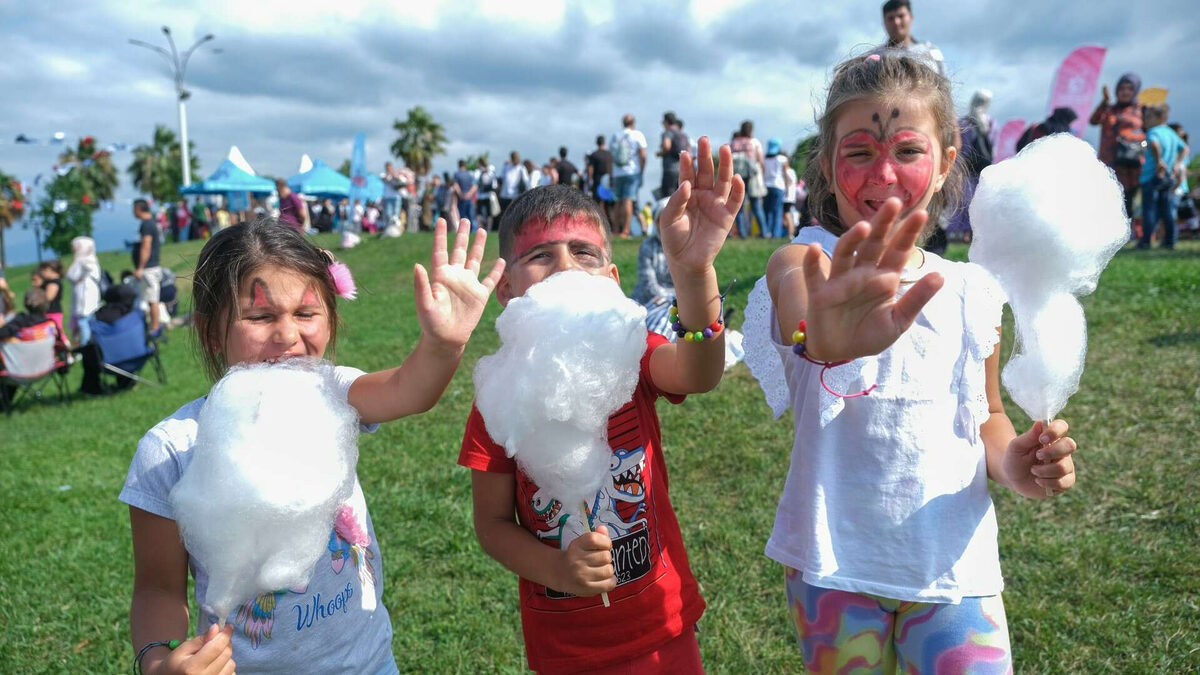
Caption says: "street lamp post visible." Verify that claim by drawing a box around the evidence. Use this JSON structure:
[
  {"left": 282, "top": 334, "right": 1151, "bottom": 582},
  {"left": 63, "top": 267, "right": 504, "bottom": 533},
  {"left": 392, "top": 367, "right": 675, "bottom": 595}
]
[{"left": 129, "top": 27, "right": 216, "bottom": 188}]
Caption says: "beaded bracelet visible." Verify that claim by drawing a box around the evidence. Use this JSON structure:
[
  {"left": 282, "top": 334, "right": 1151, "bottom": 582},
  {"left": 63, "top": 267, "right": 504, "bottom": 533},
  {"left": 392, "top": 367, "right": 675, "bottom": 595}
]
[
  {"left": 670, "top": 278, "right": 735, "bottom": 343},
  {"left": 134, "top": 639, "right": 180, "bottom": 674},
  {"left": 792, "top": 320, "right": 878, "bottom": 399}
]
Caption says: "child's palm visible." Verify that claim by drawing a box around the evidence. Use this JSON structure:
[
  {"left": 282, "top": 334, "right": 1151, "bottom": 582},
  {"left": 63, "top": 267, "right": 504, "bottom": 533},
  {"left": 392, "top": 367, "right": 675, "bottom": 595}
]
[
  {"left": 658, "top": 137, "right": 741, "bottom": 274},
  {"left": 415, "top": 219, "right": 505, "bottom": 348},
  {"left": 802, "top": 200, "right": 944, "bottom": 362}
]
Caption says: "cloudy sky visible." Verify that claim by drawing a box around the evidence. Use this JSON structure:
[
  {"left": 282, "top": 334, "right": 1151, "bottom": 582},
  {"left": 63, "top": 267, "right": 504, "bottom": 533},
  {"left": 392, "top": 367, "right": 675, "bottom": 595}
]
[{"left": 1, "top": 0, "right": 1196, "bottom": 256}]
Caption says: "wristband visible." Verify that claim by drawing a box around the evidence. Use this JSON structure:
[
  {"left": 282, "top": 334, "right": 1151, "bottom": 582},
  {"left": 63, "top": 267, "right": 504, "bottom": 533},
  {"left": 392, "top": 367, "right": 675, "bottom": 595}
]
[
  {"left": 792, "top": 320, "right": 877, "bottom": 398},
  {"left": 134, "top": 639, "right": 180, "bottom": 675}
]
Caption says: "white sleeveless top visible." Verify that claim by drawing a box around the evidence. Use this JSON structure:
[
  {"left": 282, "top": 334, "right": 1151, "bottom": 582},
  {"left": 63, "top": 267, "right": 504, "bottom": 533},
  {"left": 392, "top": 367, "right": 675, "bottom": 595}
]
[{"left": 743, "top": 227, "right": 1008, "bottom": 602}]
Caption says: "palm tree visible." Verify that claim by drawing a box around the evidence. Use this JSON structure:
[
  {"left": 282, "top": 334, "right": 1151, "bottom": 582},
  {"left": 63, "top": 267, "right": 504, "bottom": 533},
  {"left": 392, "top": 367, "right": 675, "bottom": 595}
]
[
  {"left": 0, "top": 169, "right": 26, "bottom": 267},
  {"left": 57, "top": 136, "right": 119, "bottom": 208},
  {"left": 128, "top": 125, "right": 199, "bottom": 204},
  {"left": 390, "top": 106, "right": 447, "bottom": 179}
]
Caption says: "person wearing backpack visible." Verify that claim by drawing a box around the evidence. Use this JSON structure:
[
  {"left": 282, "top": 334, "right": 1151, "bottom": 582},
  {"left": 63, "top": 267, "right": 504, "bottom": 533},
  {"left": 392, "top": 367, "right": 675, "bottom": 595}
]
[
  {"left": 611, "top": 113, "right": 647, "bottom": 238},
  {"left": 658, "top": 111, "right": 689, "bottom": 197}
]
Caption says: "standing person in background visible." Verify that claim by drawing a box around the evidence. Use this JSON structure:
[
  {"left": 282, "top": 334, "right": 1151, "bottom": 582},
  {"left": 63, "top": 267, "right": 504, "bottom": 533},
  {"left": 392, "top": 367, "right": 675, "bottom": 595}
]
[
  {"left": 453, "top": 159, "right": 478, "bottom": 231},
  {"left": 949, "top": 89, "right": 995, "bottom": 240},
  {"left": 174, "top": 199, "right": 191, "bottom": 242},
  {"left": 66, "top": 236, "right": 103, "bottom": 346},
  {"left": 1168, "top": 124, "right": 1197, "bottom": 237},
  {"left": 215, "top": 203, "right": 232, "bottom": 232},
  {"left": 435, "top": 172, "right": 452, "bottom": 228},
  {"left": 131, "top": 199, "right": 163, "bottom": 338},
  {"left": 611, "top": 114, "right": 648, "bottom": 238},
  {"left": 190, "top": 199, "right": 211, "bottom": 239},
  {"left": 658, "top": 111, "right": 687, "bottom": 198},
  {"left": 382, "top": 161, "right": 402, "bottom": 225},
  {"left": 587, "top": 135, "right": 613, "bottom": 202},
  {"left": 783, "top": 158, "right": 799, "bottom": 237},
  {"left": 1090, "top": 73, "right": 1145, "bottom": 225},
  {"left": 476, "top": 161, "right": 500, "bottom": 232},
  {"left": 873, "top": 0, "right": 946, "bottom": 78},
  {"left": 275, "top": 178, "right": 309, "bottom": 234},
  {"left": 731, "top": 121, "right": 768, "bottom": 238},
  {"left": 763, "top": 138, "right": 790, "bottom": 239},
  {"left": 499, "top": 152, "right": 529, "bottom": 218},
  {"left": 555, "top": 146, "right": 578, "bottom": 188},
  {"left": 1138, "top": 104, "right": 1186, "bottom": 250}
]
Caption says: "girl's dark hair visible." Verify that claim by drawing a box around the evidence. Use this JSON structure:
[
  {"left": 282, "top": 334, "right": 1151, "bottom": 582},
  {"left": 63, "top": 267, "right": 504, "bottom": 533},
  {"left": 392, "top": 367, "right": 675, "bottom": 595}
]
[
  {"left": 805, "top": 52, "right": 963, "bottom": 240},
  {"left": 192, "top": 216, "right": 340, "bottom": 381},
  {"left": 38, "top": 260, "right": 64, "bottom": 276}
]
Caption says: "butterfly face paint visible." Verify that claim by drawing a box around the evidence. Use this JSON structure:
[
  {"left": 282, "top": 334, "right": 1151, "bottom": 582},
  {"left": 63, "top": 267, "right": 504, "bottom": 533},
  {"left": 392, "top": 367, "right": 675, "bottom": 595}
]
[
  {"left": 250, "top": 278, "right": 273, "bottom": 309},
  {"left": 301, "top": 286, "right": 320, "bottom": 307},
  {"left": 834, "top": 108, "right": 935, "bottom": 218},
  {"left": 512, "top": 215, "right": 608, "bottom": 263},
  {"left": 502, "top": 214, "right": 616, "bottom": 304}
]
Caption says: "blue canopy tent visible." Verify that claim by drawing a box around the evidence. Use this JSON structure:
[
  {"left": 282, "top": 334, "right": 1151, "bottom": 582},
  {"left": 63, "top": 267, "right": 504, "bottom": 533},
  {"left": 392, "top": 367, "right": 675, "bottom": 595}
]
[
  {"left": 181, "top": 159, "right": 276, "bottom": 210},
  {"left": 287, "top": 160, "right": 350, "bottom": 199}
]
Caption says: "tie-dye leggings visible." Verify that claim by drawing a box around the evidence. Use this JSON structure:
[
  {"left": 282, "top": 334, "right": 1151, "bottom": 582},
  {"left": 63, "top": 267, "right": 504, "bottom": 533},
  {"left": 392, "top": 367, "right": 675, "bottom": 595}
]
[{"left": 785, "top": 568, "right": 1013, "bottom": 674}]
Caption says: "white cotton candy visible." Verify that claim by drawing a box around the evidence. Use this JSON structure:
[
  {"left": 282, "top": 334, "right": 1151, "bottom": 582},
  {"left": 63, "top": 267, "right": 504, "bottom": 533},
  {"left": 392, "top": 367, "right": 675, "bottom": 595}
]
[
  {"left": 169, "top": 359, "right": 360, "bottom": 624},
  {"left": 474, "top": 270, "right": 647, "bottom": 518},
  {"left": 969, "top": 133, "right": 1128, "bottom": 421}
]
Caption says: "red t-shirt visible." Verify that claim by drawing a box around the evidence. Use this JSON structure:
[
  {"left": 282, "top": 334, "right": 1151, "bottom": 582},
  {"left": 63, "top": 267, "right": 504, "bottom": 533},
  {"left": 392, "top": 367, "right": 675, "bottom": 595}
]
[{"left": 458, "top": 332, "right": 705, "bottom": 673}]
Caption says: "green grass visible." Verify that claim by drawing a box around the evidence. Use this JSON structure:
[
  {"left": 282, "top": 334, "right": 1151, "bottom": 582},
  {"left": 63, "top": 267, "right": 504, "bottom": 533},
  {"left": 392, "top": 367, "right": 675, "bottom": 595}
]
[{"left": 1, "top": 233, "right": 1197, "bottom": 673}]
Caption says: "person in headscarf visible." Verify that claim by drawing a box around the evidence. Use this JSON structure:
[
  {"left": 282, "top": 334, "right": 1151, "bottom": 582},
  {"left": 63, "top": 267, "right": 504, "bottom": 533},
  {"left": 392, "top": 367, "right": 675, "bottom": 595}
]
[
  {"left": 948, "top": 90, "right": 995, "bottom": 239},
  {"left": 1016, "top": 107, "right": 1078, "bottom": 153},
  {"left": 66, "top": 236, "right": 103, "bottom": 345},
  {"left": 1090, "top": 72, "right": 1145, "bottom": 220}
]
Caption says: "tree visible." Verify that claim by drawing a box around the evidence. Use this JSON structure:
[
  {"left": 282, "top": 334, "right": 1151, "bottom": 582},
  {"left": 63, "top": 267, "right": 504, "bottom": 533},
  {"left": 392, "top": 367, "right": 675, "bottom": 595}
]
[
  {"left": 0, "top": 169, "right": 26, "bottom": 268},
  {"left": 791, "top": 135, "right": 817, "bottom": 182},
  {"left": 57, "top": 136, "right": 119, "bottom": 208},
  {"left": 128, "top": 124, "right": 199, "bottom": 204},
  {"left": 336, "top": 159, "right": 351, "bottom": 177},
  {"left": 33, "top": 171, "right": 92, "bottom": 256},
  {"left": 463, "top": 153, "right": 490, "bottom": 171},
  {"left": 390, "top": 106, "right": 447, "bottom": 178}
]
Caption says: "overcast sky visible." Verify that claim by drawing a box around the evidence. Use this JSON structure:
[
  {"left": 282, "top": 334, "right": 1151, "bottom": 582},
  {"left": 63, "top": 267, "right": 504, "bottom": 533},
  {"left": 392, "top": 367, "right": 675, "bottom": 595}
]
[{"left": 1, "top": 0, "right": 1196, "bottom": 205}]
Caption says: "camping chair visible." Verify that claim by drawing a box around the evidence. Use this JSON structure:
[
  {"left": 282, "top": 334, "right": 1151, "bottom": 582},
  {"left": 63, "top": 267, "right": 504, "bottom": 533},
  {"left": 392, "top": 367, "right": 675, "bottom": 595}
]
[
  {"left": 0, "top": 320, "right": 72, "bottom": 416},
  {"left": 88, "top": 309, "right": 166, "bottom": 392}
]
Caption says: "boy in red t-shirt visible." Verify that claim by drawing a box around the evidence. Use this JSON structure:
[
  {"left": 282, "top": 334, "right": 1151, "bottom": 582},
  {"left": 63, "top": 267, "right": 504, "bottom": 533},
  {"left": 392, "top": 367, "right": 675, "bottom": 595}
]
[{"left": 459, "top": 137, "right": 743, "bottom": 674}]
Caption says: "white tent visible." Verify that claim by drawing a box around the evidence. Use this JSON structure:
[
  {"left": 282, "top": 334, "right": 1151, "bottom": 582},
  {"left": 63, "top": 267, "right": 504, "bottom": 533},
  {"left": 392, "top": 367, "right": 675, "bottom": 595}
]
[{"left": 227, "top": 146, "right": 256, "bottom": 175}]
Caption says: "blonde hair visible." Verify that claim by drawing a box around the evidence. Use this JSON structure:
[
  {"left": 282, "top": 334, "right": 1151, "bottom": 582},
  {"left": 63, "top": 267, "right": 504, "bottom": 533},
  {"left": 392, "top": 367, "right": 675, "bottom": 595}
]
[{"left": 805, "top": 52, "right": 963, "bottom": 238}]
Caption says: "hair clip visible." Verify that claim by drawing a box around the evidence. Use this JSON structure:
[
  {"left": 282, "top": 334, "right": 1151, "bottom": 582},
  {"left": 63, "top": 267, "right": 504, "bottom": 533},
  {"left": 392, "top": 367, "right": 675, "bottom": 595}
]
[
  {"left": 865, "top": 53, "right": 882, "bottom": 62},
  {"left": 328, "top": 262, "right": 357, "bottom": 301}
]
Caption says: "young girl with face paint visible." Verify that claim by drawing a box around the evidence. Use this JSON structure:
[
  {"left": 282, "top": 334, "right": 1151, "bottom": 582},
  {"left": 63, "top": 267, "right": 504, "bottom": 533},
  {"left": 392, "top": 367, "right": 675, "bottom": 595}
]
[
  {"left": 121, "top": 217, "right": 503, "bottom": 675},
  {"left": 743, "top": 53, "right": 1080, "bottom": 671}
]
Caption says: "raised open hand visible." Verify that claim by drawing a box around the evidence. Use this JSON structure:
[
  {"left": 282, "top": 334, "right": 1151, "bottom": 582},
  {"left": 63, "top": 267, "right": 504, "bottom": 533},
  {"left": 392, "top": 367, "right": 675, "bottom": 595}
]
[
  {"left": 414, "top": 218, "right": 505, "bottom": 349},
  {"left": 657, "top": 136, "right": 742, "bottom": 276},
  {"left": 801, "top": 198, "right": 944, "bottom": 362}
]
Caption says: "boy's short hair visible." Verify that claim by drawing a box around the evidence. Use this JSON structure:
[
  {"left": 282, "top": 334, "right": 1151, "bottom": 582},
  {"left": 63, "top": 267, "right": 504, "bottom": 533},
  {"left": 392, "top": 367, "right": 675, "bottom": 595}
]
[
  {"left": 1143, "top": 103, "right": 1169, "bottom": 124},
  {"left": 882, "top": 0, "right": 910, "bottom": 14},
  {"left": 23, "top": 287, "right": 49, "bottom": 314},
  {"left": 133, "top": 198, "right": 150, "bottom": 214},
  {"left": 498, "top": 185, "right": 612, "bottom": 262}
]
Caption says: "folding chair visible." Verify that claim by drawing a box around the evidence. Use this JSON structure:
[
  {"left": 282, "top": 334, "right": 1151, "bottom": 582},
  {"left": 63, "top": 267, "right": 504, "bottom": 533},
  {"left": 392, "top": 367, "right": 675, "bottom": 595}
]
[
  {"left": 88, "top": 309, "right": 166, "bottom": 391},
  {"left": 0, "top": 321, "right": 71, "bottom": 416}
]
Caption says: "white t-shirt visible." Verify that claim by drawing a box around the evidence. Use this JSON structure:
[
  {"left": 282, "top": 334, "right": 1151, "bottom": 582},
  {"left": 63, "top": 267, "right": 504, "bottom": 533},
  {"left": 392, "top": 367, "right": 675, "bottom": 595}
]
[
  {"left": 743, "top": 227, "right": 1007, "bottom": 603},
  {"left": 500, "top": 162, "right": 529, "bottom": 199},
  {"left": 763, "top": 155, "right": 788, "bottom": 191},
  {"left": 611, "top": 128, "right": 648, "bottom": 177},
  {"left": 120, "top": 366, "right": 397, "bottom": 673},
  {"left": 784, "top": 167, "right": 799, "bottom": 203}
]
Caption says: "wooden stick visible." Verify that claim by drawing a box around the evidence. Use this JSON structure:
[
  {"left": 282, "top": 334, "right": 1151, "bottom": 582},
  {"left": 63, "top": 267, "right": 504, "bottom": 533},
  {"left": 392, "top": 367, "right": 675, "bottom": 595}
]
[{"left": 580, "top": 500, "right": 611, "bottom": 608}]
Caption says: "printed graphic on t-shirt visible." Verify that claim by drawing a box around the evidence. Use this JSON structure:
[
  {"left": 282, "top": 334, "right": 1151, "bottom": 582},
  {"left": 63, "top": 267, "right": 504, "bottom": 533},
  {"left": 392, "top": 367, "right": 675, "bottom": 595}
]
[
  {"left": 528, "top": 403, "right": 658, "bottom": 598},
  {"left": 229, "top": 503, "right": 377, "bottom": 648}
]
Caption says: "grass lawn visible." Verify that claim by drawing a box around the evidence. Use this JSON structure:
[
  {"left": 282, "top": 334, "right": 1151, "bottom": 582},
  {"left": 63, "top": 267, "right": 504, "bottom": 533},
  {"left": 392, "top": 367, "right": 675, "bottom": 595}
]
[{"left": 0, "top": 231, "right": 1197, "bottom": 673}]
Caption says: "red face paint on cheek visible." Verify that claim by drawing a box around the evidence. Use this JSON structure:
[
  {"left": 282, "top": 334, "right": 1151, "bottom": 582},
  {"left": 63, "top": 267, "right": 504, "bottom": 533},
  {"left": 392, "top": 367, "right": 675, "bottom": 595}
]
[
  {"left": 512, "top": 215, "right": 607, "bottom": 260},
  {"left": 889, "top": 131, "right": 934, "bottom": 206},
  {"left": 834, "top": 130, "right": 935, "bottom": 210}
]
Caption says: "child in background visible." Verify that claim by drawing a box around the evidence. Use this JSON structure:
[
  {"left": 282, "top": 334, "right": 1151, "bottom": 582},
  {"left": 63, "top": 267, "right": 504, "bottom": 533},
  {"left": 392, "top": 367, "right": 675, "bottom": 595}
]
[
  {"left": 66, "top": 236, "right": 103, "bottom": 345},
  {"left": 121, "top": 217, "right": 503, "bottom": 674},
  {"left": 744, "top": 53, "right": 1079, "bottom": 671},
  {"left": 639, "top": 201, "right": 655, "bottom": 235},
  {"left": 35, "top": 260, "right": 66, "bottom": 339},
  {"left": 460, "top": 141, "right": 740, "bottom": 674}
]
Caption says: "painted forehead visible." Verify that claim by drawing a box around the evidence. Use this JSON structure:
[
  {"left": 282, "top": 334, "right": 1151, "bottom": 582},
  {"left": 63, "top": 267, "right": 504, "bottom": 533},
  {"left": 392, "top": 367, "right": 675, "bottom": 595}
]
[
  {"left": 241, "top": 274, "right": 324, "bottom": 308},
  {"left": 835, "top": 99, "right": 939, "bottom": 139},
  {"left": 512, "top": 214, "right": 607, "bottom": 259}
]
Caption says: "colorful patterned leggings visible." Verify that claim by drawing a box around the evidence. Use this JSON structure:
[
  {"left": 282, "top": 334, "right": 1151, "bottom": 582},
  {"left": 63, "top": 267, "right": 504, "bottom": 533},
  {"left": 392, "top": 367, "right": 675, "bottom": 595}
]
[{"left": 785, "top": 568, "right": 1013, "bottom": 674}]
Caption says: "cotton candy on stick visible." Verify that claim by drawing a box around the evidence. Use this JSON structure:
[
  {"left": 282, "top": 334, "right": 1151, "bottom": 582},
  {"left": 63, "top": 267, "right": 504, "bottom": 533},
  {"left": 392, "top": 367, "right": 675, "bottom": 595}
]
[
  {"left": 475, "top": 270, "right": 647, "bottom": 606},
  {"left": 969, "top": 133, "right": 1128, "bottom": 427},
  {"left": 169, "top": 359, "right": 360, "bottom": 624}
]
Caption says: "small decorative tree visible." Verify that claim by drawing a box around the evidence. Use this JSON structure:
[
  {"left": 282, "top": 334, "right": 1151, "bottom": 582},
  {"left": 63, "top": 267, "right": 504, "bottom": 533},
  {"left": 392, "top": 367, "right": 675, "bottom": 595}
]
[{"left": 34, "top": 171, "right": 93, "bottom": 257}]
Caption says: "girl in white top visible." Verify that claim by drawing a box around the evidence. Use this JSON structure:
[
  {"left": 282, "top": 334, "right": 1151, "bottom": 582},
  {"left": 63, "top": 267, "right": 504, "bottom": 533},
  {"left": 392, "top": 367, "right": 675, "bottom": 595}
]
[
  {"left": 66, "top": 236, "right": 103, "bottom": 345},
  {"left": 121, "top": 217, "right": 503, "bottom": 675},
  {"left": 743, "top": 53, "right": 1079, "bottom": 672}
]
